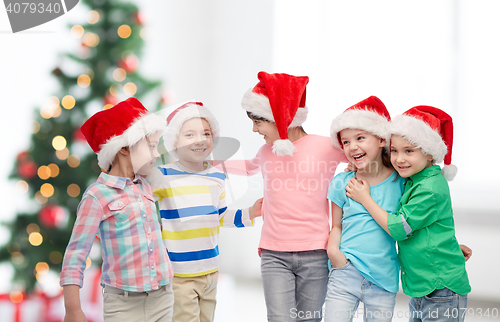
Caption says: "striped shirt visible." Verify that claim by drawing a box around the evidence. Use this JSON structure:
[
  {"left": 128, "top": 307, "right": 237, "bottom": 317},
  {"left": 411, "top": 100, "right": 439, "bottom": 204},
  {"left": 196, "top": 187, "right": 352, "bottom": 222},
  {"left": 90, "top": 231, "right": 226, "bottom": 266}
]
[
  {"left": 60, "top": 173, "right": 173, "bottom": 292},
  {"left": 153, "top": 161, "right": 253, "bottom": 277}
]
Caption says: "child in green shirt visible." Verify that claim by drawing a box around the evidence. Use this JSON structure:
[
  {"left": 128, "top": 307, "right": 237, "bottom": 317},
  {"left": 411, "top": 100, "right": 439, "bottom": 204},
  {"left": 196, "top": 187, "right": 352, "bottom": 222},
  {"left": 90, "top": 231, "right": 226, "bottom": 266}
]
[{"left": 347, "top": 105, "right": 470, "bottom": 322}]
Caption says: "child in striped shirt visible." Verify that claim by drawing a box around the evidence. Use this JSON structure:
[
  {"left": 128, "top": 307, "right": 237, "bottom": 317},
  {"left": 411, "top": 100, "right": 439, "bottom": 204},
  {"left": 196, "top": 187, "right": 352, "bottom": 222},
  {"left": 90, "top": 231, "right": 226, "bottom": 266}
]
[
  {"left": 60, "top": 98, "right": 174, "bottom": 322},
  {"left": 150, "top": 102, "right": 262, "bottom": 322}
]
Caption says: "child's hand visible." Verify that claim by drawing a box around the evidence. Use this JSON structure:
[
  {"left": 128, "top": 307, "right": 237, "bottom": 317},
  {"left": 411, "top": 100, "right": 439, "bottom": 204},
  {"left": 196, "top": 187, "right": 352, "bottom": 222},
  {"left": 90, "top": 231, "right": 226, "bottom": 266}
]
[
  {"left": 249, "top": 197, "right": 263, "bottom": 220},
  {"left": 459, "top": 244, "right": 472, "bottom": 261},
  {"left": 64, "top": 308, "right": 87, "bottom": 322},
  {"left": 328, "top": 249, "right": 348, "bottom": 268},
  {"left": 346, "top": 177, "right": 371, "bottom": 204},
  {"left": 344, "top": 162, "right": 357, "bottom": 172}
]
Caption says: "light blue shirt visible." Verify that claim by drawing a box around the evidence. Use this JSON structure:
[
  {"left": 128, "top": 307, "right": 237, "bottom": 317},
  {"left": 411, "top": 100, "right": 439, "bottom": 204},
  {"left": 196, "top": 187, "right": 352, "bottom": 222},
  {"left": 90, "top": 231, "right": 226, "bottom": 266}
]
[{"left": 327, "top": 171, "right": 403, "bottom": 293}]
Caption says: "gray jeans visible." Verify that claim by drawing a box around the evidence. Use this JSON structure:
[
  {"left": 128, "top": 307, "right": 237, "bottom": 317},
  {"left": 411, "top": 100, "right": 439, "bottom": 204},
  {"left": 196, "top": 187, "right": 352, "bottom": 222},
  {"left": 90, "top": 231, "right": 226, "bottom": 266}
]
[{"left": 261, "top": 249, "right": 329, "bottom": 322}]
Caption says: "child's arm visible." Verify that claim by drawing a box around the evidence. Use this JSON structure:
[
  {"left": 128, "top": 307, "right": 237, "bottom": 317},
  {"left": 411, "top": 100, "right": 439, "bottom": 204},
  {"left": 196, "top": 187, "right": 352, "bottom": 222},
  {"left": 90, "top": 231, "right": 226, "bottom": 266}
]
[
  {"left": 218, "top": 174, "right": 261, "bottom": 227},
  {"left": 213, "top": 150, "right": 262, "bottom": 177},
  {"left": 60, "top": 194, "right": 101, "bottom": 319},
  {"left": 346, "top": 178, "right": 391, "bottom": 235},
  {"left": 249, "top": 197, "right": 263, "bottom": 220},
  {"left": 218, "top": 196, "right": 262, "bottom": 227},
  {"left": 459, "top": 244, "right": 472, "bottom": 261},
  {"left": 327, "top": 201, "right": 348, "bottom": 267},
  {"left": 63, "top": 285, "right": 87, "bottom": 322}
]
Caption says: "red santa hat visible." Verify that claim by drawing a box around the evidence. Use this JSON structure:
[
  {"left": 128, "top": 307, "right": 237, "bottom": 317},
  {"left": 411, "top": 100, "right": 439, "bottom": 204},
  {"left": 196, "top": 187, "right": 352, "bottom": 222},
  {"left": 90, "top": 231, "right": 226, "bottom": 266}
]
[
  {"left": 81, "top": 97, "right": 165, "bottom": 171},
  {"left": 164, "top": 101, "right": 220, "bottom": 158},
  {"left": 389, "top": 105, "right": 457, "bottom": 181},
  {"left": 241, "top": 71, "right": 309, "bottom": 156},
  {"left": 330, "top": 96, "right": 391, "bottom": 151}
]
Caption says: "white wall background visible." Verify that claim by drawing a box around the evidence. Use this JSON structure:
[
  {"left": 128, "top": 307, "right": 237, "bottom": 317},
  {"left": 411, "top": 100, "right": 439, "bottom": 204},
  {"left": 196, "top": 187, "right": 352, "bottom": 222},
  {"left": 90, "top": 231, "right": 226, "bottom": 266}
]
[{"left": 1, "top": 0, "right": 499, "bottom": 304}]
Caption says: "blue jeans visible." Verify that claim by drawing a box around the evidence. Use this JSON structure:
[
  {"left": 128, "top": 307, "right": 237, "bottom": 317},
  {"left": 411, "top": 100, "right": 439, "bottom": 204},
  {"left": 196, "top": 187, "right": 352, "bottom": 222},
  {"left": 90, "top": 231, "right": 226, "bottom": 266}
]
[
  {"left": 260, "top": 249, "right": 328, "bottom": 322},
  {"left": 409, "top": 288, "right": 468, "bottom": 322},
  {"left": 324, "top": 261, "right": 396, "bottom": 322}
]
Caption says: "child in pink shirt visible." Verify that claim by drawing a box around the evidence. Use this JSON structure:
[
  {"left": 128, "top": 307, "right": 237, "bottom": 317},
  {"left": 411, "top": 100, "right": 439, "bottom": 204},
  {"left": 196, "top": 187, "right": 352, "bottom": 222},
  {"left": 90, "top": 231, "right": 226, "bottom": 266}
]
[{"left": 218, "top": 72, "right": 346, "bottom": 322}]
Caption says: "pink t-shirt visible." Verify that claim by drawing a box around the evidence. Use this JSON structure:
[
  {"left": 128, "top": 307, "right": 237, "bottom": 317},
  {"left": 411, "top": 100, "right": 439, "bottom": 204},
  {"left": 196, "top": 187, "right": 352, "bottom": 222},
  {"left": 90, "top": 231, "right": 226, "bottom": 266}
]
[{"left": 219, "top": 135, "right": 346, "bottom": 253}]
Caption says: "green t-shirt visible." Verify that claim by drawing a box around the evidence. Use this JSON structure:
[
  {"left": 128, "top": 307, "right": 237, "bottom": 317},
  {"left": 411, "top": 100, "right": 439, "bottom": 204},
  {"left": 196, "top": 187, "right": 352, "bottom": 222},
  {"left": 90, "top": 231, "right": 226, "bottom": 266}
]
[{"left": 387, "top": 165, "right": 470, "bottom": 297}]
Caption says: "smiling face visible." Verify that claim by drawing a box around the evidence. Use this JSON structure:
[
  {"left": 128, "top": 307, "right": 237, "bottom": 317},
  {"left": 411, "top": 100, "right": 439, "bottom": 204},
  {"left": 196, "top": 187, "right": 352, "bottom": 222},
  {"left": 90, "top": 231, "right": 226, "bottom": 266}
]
[
  {"left": 130, "top": 131, "right": 161, "bottom": 176},
  {"left": 251, "top": 118, "right": 280, "bottom": 145},
  {"left": 174, "top": 117, "right": 213, "bottom": 170},
  {"left": 390, "top": 135, "right": 433, "bottom": 178},
  {"left": 339, "top": 128, "right": 386, "bottom": 171}
]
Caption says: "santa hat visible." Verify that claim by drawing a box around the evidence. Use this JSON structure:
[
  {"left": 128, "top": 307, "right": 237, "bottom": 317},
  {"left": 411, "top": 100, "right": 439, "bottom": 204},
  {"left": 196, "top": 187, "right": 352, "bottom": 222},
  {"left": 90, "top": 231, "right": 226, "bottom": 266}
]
[
  {"left": 164, "top": 102, "right": 220, "bottom": 158},
  {"left": 241, "top": 71, "right": 309, "bottom": 156},
  {"left": 81, "top": 97, "right": 165, "bottom": 171},
  {"left": 330, "top": 96, "right": 391, "bottom": 151},
  {"left": 389, "top": 105, "right": 457, "bottom": 181}
]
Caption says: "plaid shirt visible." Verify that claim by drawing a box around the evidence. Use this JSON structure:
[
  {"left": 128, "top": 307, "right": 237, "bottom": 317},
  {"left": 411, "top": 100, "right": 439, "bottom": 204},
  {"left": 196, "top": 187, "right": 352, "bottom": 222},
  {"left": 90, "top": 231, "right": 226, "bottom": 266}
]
[{"left": 60, "top": 172, "right": 173, "bottom": 292}]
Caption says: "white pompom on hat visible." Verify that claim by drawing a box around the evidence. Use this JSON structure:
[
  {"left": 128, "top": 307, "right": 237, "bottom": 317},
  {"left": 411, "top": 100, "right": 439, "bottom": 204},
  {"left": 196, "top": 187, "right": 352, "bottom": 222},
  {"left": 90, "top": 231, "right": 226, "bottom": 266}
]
[
  {"left": 330, "top": 96, "right": 391, "bottom": 151},
  {"left": 81, "top": 97, "right": 166, "bottom": 171},
  {"left": 389, "top": 105, "right": 457, "bottom": 181},
  {"left": 163, "top": 102, "right": 220, "bottom": 158},
  {"left": 241, "top": 71, "right": 309, "bottom": 156}
]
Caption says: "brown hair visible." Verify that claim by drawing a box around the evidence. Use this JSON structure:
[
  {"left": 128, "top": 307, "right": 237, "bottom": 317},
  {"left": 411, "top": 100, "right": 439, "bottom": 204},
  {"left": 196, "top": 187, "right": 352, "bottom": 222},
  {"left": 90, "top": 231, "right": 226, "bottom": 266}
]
[{"left": 246, "top": 111, "right": 307, "bottom": 135}]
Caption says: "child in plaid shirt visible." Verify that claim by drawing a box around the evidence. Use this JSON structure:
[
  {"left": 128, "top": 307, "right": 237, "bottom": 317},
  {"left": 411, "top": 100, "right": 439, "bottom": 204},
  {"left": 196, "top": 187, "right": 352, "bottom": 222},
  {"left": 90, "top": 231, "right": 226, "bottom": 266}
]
[{"left": 60, "top": 98, "right": 174, "bottom": 322}]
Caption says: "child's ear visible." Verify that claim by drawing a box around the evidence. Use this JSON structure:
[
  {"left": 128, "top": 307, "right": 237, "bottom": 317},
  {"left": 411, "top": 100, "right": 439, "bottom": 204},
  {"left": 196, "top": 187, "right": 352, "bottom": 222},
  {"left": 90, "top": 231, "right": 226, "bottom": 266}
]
[
  {"left": 379, "top": 138, "right": 386, "bottom": 148},
  {"left": 119, "top": 146, "right": 130, "bottom": 155}
]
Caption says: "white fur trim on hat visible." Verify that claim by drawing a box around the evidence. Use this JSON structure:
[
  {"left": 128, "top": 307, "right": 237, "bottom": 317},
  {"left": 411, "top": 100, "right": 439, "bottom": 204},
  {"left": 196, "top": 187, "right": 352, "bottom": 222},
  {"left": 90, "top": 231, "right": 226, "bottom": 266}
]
[
  {"left": 272, "top": 139, "right": 296, "bottom": 156},
  {"left": 164, "top": 104, "right": 220, "bottom": 158},
  {"left": 389, "top": 114, "right": 447, "bottom": 164},
  {"left": 97, "top": 113, "right": 166, "bottom": 171},
  {"left": 330, "top": 109, "right": 390, "bottom": 150},
  {"left": 241, "top": 89, "right": 308, "bottom": 128},
  {"left": 441, "top": 164, "right": 458, "bottom": 181}
]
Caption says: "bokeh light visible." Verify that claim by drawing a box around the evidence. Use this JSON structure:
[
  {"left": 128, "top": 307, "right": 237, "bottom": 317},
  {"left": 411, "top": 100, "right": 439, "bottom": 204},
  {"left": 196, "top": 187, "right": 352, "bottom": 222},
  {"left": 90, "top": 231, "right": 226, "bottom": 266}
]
[
  {"left": 40, "top": 183, "right": 54, "bottom": 198},
  {"left": 47, "top": 96, "right": 59, "bottom": 108},
  {"left": 62, "top": 95, "right": 76, "bottom": 110},
  {"left": 52, "top": 105, "right": 62, "bottom": 118},
  {"left": 10, "top": 291, "right": 23, "bottom": 303},
  {"left": 34, "top": 191, "right": 48, "bottom": 204},
  {"left": 33, "top": 120, "right": 40, "bottom": 134},
  {"left": 15, "top": 180, "right": 29, "bottom": 194},
  {"left": 40, "top": 107, "right": 53, "bottom": 119},
  {"left": 86, "top": 257, "right": 92, "bottom": 269},
  {"left": 35, "top": 262, "right": 49, "bottom": 274},
  {"left": 38, "top": 165, "right": 51, "bottom": 180},
  {"left": 52, "top": 136, "right": 67, "bottom": 151},
  {"left": 11, "top": 252, "right": 24, "bottom": 265},
  {"left": 71, "top": 25, "right": 84, "bottom": 38},
  {"left": 117, "top": 25, "right": 132, "bottom": 38},
  {"left": 109, "top": 83, "right": 121, "bottom": 96},
  {"left": 27, "top": 223, "right": 40, "bottom": 234},
  {"left": 87, "top": 10, "right": 100, "bottom": 24},
  {"left": 67, "top": 184, "right": 81, "bottom": 198},
  {"left": 29, "top": 232, "right": 43, "bottom": 246},
  {"left": 140, "top": 27, "right": 147, "bottom": 40},
  {"left": 77, "top": 74, "right": 91, "bottom": 88},
  {"left": 56, "top": 148, "right": 70, "bottom": 160},
  {"left": 83, "top": 32, "right": 100, "bottom": 47},
  {"left": 67, "top": 155, "right": 81, "bottom": 168},
  {"left": 113, "top": 68, "right": 126, "bottom": 82},
  {"left": 123, "top": 82, "right": 137, "bottom": 96},
  {"left": 48, "top": 163, "right": 60, "bottom": 177}
]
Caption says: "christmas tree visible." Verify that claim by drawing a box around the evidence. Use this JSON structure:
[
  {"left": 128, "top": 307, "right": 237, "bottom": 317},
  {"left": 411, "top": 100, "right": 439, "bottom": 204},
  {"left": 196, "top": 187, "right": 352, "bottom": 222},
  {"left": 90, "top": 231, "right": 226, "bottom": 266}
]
[{"left": 0, "top": 0, "right": 165, "bottom": 293}]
